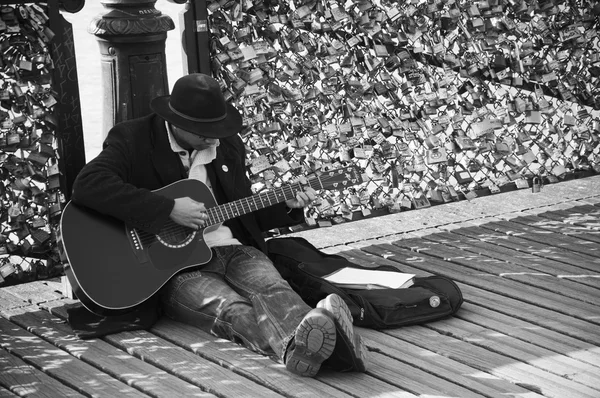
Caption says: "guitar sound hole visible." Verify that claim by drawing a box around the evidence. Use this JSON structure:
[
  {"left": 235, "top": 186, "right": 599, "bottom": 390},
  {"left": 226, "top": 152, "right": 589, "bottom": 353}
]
[{"left": 156, "top": 221, "right": 197, "bottom": 248}]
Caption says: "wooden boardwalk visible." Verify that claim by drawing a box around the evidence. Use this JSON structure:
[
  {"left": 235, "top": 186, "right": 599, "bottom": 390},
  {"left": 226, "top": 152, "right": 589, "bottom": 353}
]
[{"left": 1, "top": 176, "right": 600, "bottom": 398}]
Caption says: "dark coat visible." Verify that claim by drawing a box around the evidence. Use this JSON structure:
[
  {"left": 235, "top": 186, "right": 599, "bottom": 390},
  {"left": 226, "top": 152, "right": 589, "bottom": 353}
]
[{"left": 71, "top": 113, "right": 304, "bottom": 254}]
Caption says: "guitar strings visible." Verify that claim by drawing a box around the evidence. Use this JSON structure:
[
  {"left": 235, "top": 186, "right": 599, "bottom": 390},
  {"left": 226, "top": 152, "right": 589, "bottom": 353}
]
[
  {"left": 135, "top": 183, "right": 302, "bottom": 244},
  {"left": 155, "top": 180, "right": 315, "bottom": 237},
  {"left": 136, "top": 170, "right": 354, "bottom": 244}
]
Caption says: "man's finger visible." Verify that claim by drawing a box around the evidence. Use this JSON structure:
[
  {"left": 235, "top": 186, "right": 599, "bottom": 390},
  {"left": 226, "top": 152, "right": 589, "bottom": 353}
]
[
  {"left": 305, "top": 188, "right": 316, "bottom": 200},
  {"left": 295, "top": 192, "right": 305, "bottom": 203}
]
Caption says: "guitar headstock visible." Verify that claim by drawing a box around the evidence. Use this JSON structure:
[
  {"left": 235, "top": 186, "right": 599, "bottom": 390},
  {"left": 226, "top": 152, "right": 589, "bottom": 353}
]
[{"left": 312, "top": 165, "right": 364, "bottom": 190}]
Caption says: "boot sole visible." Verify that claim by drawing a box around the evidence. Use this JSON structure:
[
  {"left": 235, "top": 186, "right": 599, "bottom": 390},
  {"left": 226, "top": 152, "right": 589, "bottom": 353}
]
[
  {"left": 318, "top": 294, "right": 369, "bottom": 372},
  {"left": 286, "top": 309, "right": 336, "bottom": 377}
]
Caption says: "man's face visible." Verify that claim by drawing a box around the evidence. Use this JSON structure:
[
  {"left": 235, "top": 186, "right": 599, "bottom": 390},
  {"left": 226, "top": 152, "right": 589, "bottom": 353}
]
[{"left": 172, "top": 125, "right": 220, "bottom": 151}]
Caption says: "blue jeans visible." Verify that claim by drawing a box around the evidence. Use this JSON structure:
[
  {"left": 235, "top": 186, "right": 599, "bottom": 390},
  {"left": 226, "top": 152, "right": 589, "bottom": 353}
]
[{"left": 161, "top": 245, "right": 312, "bottom": 360}]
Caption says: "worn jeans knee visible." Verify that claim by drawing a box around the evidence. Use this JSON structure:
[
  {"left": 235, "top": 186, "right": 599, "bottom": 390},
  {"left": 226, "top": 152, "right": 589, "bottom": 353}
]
[
  {"left": 161, "top": 267, "right": 272, "bottom": 356},
  {"left": 220, "top": 246, "right": 312, "bottom": 359}
]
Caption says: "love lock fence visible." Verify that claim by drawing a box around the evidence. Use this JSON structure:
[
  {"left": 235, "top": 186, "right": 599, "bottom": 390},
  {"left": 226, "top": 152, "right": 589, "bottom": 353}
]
[
  {"left": 0, "top": 0, "right": 598, "bottom": 286},
  {"left": 204, "top": 0, "right": 600, "bottom": 229}
]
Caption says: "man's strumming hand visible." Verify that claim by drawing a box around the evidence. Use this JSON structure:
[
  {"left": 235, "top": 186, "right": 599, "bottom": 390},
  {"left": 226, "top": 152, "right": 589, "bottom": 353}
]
[{"left": 170, "top": 197, "right": 209, "bottom": 230}]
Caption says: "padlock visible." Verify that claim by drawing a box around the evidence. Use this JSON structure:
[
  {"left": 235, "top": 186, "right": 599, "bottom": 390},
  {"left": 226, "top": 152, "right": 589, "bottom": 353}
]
[{"left": 532, "top": 177, "right": 543, "bottom": 193}]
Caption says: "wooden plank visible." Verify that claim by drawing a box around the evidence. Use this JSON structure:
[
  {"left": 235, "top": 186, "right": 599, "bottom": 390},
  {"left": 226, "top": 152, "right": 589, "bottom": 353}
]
[
  {"left": 553, "top": 204, "right": 600, "bottom": 213},
  {"left": 2, "top": 281, "right": 64, "bottom": 305},
  {"left": 427, "top": 316, "right": 600, "bottom": 391},
  {"left": 313, "top": 371, "right": 417, "bottom": 398},
  {"left": 482, "top": 220, "right": 600, "bottom": 261},
  {"left": 535, "top": 209, "right": 600, "bottom": 229},
  {"left": 385, "top": 242, "right": 600, "bottom": 324},
  {"left": 552, "top": 203, "right": 600, "bottom": 211},
  {"left": 366, "top": 352, "right": 483, "bottom": 398},
  {"left": 0, "top": 290, "right": 28, "bottom": 313},
  {"left": 152, "top": 318, "right": 352, "bottom": 398},
  {"left": 478, "top": 226, "right": 600, "bottom": 271},
  {"left": 384, "top": 326, "right": 600, "bottom": 398},
  {"left": 424, "top": 231, "right": 600, "bottom": 289},
  {"left": 550, "top": 206, "right": 600, "bottom": 229},
  {"left": 0, "top": 318, "right": 147, "bottom": 397},
  {"left": 450, "top": 225, "right": 600, "bottom": 274},
  {"left": 5, "top": 304, "right": 215, "bottom": 398},
  {"left": 104, "top": 329, "right": 285, "bottom": 398},
  {"left": 425, "top": 230, "right": 600, "bottom": 276},
  {"left": 465, "top": 283, "right": 599, "bottom": 343},
  {"left": 0, "top": 386, "right": 18, "bottom": 398},
  {"left": 357, "top": 244, "right": 600, "bottom": 344},
  {"left": 577, "top": 197, "right": 600, "bottom": 206},
  {"left": 397, "top": 235, "right": 542, "bottom": 273},
  {"left": 0, "top": 348, "right": 84, "bottom": 398},
  {"left": 358, "top": 328, "right": 543, "bottom": 397},
  {"left": 457, "top": 304, "right": 600, "bottom": 367},
  {"left": 397, "top": 235, "right": 600, "bottom": 304},
  {"left": 503, "top": 214, "right": 600, "bottom": 244},
  {"left": 457, "top": 219, "right": 600, "bottom": 260},
  {"left": 493, "top": 274, "right": 599, "bottom": 304}
]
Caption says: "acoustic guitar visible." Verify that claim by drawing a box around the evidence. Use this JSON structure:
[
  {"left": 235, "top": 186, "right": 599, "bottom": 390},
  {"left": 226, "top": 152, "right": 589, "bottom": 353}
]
[{"left": 59, "top": 166, "right": 363, "bottom": 316}]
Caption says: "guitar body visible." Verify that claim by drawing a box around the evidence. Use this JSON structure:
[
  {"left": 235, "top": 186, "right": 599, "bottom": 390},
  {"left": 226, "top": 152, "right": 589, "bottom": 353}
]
[{"left": 60, "top": 179, "right": 217, "bottom": 316}]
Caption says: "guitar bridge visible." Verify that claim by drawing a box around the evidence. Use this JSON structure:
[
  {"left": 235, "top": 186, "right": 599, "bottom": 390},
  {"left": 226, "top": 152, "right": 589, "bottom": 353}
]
[{"left": 126, "top": 226, "right": 149, "bottom": 264}]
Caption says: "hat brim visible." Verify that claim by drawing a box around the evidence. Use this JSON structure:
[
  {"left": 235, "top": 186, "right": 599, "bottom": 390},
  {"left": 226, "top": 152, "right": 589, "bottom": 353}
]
[{"left": 150, "top": 95, "right": 243, "bottom": 139}]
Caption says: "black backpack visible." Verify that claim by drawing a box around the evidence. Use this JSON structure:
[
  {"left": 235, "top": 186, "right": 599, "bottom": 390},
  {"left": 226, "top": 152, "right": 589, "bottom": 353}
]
[{"left": 267, "top": 237, "right": 463, "bottom": 329}]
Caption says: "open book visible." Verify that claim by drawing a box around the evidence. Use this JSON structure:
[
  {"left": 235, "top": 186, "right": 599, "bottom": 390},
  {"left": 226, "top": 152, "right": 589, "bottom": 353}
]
[{"left": 323, "top": 267, "right": 415, "bottom": 290}]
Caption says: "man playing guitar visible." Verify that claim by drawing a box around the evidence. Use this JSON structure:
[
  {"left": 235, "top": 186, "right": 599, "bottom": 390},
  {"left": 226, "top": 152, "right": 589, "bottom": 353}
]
[{"left": 67, "top": 73, "right": 368, "bottom": 377}]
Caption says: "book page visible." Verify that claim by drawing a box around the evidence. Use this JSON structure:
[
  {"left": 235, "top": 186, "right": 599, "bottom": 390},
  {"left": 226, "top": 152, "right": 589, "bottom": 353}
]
[{"left": 324, "top": 267, "right": 415, "bottom": 289}]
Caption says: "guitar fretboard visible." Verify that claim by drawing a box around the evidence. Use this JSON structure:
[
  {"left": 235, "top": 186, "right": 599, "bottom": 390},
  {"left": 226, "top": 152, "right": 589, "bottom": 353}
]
[{"left": 204, "top": 177, "right": 324, "bottom": 226}]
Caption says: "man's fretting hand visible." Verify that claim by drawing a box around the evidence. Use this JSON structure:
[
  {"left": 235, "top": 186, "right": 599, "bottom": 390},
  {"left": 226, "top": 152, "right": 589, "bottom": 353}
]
[
  {"left": 170, "top": 197, "right": 209, "bottom": 230},
  {"left": 285, "top": 176, "right": 317, "bottom": 209}
]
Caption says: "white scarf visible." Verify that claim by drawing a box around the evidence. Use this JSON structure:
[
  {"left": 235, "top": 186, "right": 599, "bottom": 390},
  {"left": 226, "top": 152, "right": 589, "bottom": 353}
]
[
  {"left": 188, "top": 146, "right": 218, "bottom": 183},
  {"left": 166, "top": 123, "right": 218, "bottom": 183}
]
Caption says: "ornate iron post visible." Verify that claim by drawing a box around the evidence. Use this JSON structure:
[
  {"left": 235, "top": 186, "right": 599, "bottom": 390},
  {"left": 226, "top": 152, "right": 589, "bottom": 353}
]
[{"left": 89, "top": 0, "right": 175, "bottom": 134}]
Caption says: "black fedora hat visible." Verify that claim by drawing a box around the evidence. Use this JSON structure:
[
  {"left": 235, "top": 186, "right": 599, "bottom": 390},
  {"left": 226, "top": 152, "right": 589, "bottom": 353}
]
[{"left": 150, "top": 73, "right": 242, "bottom": 138}]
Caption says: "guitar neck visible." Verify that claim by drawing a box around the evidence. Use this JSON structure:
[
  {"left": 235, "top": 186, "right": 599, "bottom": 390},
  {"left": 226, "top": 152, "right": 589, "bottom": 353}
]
[{"left": 205, "top": 177, "right": 323, "bottom": 226}]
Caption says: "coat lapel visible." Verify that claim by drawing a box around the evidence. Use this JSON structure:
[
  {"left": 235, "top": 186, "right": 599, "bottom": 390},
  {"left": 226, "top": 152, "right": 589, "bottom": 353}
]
[{"left": 209, "top": 142, "right": 240, "bottom": 202}]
